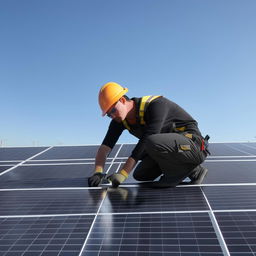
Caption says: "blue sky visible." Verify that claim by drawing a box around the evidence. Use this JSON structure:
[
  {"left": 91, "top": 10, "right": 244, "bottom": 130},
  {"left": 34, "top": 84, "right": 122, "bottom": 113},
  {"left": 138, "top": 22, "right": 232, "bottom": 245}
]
[{"left": 1, "top": 0, "right": 256, "bottom": 146}]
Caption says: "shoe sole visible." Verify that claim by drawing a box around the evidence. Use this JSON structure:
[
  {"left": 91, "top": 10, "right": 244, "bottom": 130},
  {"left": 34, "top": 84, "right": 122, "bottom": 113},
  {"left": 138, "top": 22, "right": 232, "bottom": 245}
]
[{"left": 190, "top": 168, "right": 208, "bottom": 185}]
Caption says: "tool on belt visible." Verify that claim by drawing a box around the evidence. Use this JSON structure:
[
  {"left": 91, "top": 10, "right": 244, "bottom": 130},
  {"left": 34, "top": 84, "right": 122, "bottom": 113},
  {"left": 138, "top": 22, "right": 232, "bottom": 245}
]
[
  {"left": 173, "top": 122, "right": 211, "bottom": 155},
  {"left": 203, "top": 134, "right": 211, "bottom": 155},
  {"left": 181, "top": 132, "right": 210, "bottom": 155}
]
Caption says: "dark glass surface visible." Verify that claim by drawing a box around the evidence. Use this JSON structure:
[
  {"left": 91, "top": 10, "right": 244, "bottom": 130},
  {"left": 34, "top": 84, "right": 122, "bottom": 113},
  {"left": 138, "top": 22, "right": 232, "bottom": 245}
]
[
  {"left": 0, "top": 164, "right": 115, "bottom": 188},
  {"left": 0, "top": 147, "right": 48, "bottom": 161},
  {"left": 0, "top": 166, "right": 13, "bottom": 174},
  {"left": 0, "top": 161, "right": 20, "bottom": 165},
  {"left": 100, "top": 186, "right": 209, "bottom": 213},
  {"left": 208, "top": 143, "right": 252, "bottom": 156},
  {"left": 233, "top": 143, "right": 256, "bottom": 155},
  {"left": 33, "top": 145, "right": 120, "bottom": 160},
  {"left": 106, "top": 163, "right": 119, "bottom": 175},
  {"left": 0, "top": 178, "right": 92, "bottom": 189},
  {"left": 0, "top": 215, "right": 93, "bottom": 255},
  {"left": 203, "top": 185, "right": 256, "bottom": 210},
  {"left": 216, "top": 211, "right": 256, "bottom": 255},
  {"left": 203, "top": 161, "right": 256, "bottom": 184},
  {"left": 0, "top": 189, "right": 105, "bottom": 215},
  {"left": 82, "top": 213, "right": 222, "bottom": 255}
]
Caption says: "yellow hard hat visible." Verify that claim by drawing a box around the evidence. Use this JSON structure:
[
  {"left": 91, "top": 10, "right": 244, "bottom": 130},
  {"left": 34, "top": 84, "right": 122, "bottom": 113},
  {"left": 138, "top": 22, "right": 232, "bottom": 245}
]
[{"left": 98, "top": 82, "right": 128, "bottom": 116}]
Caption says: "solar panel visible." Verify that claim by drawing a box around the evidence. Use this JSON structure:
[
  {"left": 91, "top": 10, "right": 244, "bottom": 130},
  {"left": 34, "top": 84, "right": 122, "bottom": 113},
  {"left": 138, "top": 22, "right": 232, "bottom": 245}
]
[
  {"left": 0, "top": 166, "right": 13, "bottom": 174},
  {"left": 203, "top": 185, "right": 256, "bottom": 210},
  {"left": 0, "top": 164, "right": 108, "bottom": 188},
  {"left": 100, "top": 187, "right": 209, "bottom": 213},
  {"left": 0, "top": 147, "right": 48, "bottom": 161},
  {"left": 208, "top": 143, "right": 256, "bottom": 156},
  {"left": 215, "top": 212, "right": 256, "bottom": 255},
  {"left": 0, "top": 189, "right": 105, "bottom": 215},
  {"left": 203, "top": 161, "right": 256, "bottom": 184},
  {"left": 32, "top": 145, "right": 121, "bottom": 160},
  {"left": 0, "top": 142, "right": 256, "bottom": 256},
  {"left": 116, "top": 144, "right": 135, "bottom": 158},
  {"left": 0, "top": 215, "right": 94, "bottom": 256},
  {"left": 82, "top": 213, "right": 223, "bottom": 255}
]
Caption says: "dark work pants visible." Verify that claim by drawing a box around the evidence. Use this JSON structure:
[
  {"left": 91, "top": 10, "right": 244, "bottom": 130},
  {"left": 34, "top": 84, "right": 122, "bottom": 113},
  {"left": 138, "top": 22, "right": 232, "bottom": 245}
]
[{"left": 133, "top": 133, "right": 207, "bottom": 181}]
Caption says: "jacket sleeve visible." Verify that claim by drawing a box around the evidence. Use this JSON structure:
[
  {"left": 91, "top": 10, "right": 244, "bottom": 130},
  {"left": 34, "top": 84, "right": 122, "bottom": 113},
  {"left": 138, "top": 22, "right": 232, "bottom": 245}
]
[
  {"left": 102, "top": 120, "right": 125, "bottom": 149},
  {"left": 130, "top": 98, "right": 170, "bottom": 161}
]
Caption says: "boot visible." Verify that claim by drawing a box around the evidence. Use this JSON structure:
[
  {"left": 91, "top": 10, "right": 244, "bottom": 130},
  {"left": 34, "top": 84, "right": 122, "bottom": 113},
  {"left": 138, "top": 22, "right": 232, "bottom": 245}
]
[{"left": 189, "top": 165, "right": 208, "bottom": 184}]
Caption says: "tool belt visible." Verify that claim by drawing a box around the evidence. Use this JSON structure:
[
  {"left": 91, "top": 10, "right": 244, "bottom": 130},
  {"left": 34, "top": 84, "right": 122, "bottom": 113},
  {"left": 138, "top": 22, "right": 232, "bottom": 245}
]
[
  {"left": 183, "top": 132, "right": 211, "bottom": 155},
  {"left": 172, "top": 123, "right": 211, "bottom": 155}
]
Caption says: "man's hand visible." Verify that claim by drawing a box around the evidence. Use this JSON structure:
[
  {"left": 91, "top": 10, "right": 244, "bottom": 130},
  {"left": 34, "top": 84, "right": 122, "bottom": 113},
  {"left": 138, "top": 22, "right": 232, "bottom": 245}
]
[
  {"left": 88, "top": 173, "right": 105, "bottom": 187},
  {"left": 107, "top": 170, "right": 129, "bottom": 188}
]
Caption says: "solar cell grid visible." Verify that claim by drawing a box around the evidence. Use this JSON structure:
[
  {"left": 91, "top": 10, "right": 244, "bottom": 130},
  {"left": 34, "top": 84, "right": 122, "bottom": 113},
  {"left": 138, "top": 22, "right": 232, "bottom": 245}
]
[
  {"left": 216, "top": 211, "right": 256, "bottom": 256},
  {"left": 0, "top": 215, "right": 94, "bottom": 256},
  {"left": 82, "top": 213, "right": 223, "bottom": 256},
  {"left": 100, "top": 187, "right": 209, "bottom": 213}
]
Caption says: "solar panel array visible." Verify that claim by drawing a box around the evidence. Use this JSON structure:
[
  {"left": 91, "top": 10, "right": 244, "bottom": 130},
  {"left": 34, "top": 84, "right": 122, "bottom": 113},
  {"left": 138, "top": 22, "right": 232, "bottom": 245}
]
[{"left": 0, "top": 142, "right": 256, "bottom": 256}]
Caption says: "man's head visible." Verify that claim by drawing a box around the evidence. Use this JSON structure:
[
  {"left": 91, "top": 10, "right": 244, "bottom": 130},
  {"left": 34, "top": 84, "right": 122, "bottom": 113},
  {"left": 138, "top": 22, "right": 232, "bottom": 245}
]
[{"left": 98, "top": 82, "right": 129, "bottom": 121}]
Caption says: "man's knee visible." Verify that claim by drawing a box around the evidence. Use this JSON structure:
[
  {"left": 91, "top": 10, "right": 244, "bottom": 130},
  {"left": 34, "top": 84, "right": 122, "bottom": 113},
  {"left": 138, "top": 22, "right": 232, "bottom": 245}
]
[
  {"left": 133, "top": 170, "right": 160, "bottom": 181},
  {"left": 146, "top": 133, "right": 179, "bottom": 155},
  {"left": 133, "top": 166, "right": 161, "bottom": 181},
  {"left": 133, "top": 170, "right": 144, "bottom": 181}
]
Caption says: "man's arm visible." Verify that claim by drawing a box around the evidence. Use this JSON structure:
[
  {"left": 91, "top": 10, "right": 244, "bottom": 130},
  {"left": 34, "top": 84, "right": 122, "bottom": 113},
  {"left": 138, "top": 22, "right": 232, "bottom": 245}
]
[
  {"left": 88, "top": 144, "right": 111, "bottom": 187},
  {"left": 122, "top": 157, "right": 137, "bottom": 175},
  {"left": 94, "top": 144, "right": 112, "bottom": 172}
]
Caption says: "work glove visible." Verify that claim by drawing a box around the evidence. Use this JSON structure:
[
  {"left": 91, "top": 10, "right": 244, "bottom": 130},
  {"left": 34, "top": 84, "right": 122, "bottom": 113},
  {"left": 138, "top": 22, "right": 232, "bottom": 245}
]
[
  {"left": 107, "top": 169, "right": 129, "bottom": 188},
  {"left": 88, "top": 172, "right": 105, "bottom": 187}
]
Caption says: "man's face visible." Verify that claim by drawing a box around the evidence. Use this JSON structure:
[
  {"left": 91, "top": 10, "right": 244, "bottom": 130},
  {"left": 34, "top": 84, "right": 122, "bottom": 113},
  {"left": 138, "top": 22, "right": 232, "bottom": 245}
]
[{"left": 106, "top": 99, "right": 126, "bottom": 122}]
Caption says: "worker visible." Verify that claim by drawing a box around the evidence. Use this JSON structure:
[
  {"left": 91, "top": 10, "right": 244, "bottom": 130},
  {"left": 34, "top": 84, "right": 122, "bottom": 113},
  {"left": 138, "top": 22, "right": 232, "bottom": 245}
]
[{"left": 88, "top": 82, "right": 209, "bottom": 188}]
